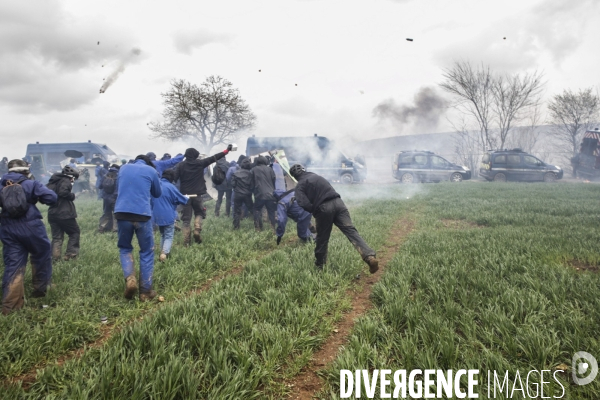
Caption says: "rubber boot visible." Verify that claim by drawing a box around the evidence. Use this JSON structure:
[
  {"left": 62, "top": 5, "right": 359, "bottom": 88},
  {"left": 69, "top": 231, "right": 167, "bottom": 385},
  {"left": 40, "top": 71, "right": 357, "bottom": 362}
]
[
  {"left": 124, "top": 275, "right": 138, "bottom": 300},
  {"left": 182, "top": 225, "right": 191, "bottom": 247},
  {"left": 52, "top": 241, "right": 62, "bottom": 261},
  {"left": 193, "top": 216, "right": 203, "bottom": 244}
]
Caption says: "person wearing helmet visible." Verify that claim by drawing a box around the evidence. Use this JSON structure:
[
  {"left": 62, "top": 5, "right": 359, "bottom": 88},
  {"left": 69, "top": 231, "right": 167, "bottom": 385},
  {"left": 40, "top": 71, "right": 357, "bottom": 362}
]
[
  {"left": 1, "top": 160, "right": 57, "bottom": 315},
  {"left": 46, "top": 165, "right": 82, "bottom": 261},
  {"left": 289, "top": 164, "right": 378, "bottom": 273}
]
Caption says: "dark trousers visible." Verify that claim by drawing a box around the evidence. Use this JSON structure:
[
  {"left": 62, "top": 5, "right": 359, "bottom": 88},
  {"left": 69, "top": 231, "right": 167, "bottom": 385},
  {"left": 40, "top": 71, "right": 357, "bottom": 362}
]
[
  {"left": 49, "top": 217, "right": 80, "bottom": 259},
  {"left": 181, "top": 196, "right": 206, "bottom": 224},
  {"left": 215, "top": 189, "right": 232, "bottom": 217},
  {"left": 99, "top": 199, "right": 117, "bottom": 232},
  {"left": 233, "top": 193, "right": 254, "bottom": 229},
  {"left": 314, "top": 198, "right": 375, "bottom": 266},
  {"left": 253, "top": 198, "right": 277, "bottom": 230},
  {"left": 1, "top": 220, "right": 52, "bottom": 314}
]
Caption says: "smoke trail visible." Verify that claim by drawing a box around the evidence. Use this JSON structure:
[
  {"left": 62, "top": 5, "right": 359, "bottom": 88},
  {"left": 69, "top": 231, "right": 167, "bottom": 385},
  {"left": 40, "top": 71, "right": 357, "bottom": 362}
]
[
  {"left": 99, "top": 47, "right": 141, "bottom": 93},
  {"left": 373, "top": 87, "right": 447, "bottom": 132}
]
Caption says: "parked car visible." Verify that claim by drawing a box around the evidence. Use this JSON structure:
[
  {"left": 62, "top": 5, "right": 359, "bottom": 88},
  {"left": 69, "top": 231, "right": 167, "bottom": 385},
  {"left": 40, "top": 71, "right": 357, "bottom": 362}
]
[
  {"left": 480, "top": 149, "right": 563, "bottom": 182},
  {"left": 392, "top": 150, "right": 471, "bottom": 183}
]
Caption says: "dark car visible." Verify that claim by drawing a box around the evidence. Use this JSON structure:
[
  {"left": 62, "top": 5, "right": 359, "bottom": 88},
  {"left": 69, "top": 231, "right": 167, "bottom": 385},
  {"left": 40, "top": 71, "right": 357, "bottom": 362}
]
[
  {"left": 392, "top": 151, "right": 471, "bottom": 183},
  {"left": 479, "top": 149, "right": 563, "bottom": 182}
]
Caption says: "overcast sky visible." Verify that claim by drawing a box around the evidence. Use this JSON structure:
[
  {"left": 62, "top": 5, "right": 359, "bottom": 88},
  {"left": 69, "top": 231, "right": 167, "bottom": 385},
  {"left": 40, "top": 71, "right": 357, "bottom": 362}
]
[{"left": 1, "top": 0, "right": 598, "bottom": 160}]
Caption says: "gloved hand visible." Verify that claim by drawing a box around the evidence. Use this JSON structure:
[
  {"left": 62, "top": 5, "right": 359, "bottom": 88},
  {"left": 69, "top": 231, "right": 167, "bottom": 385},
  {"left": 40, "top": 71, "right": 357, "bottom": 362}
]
[
  {"left": 223, "top": 144, "right": 233, "bottom": 154},
  {"left": 276, "top": 236, "right": 282, "bottom": 245}
]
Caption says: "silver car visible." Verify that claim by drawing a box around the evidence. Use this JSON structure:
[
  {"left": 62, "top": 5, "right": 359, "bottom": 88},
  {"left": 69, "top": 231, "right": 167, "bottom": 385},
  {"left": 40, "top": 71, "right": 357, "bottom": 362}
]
[{"left": 392, "top": 151, "right": 471, "bottom": 183}]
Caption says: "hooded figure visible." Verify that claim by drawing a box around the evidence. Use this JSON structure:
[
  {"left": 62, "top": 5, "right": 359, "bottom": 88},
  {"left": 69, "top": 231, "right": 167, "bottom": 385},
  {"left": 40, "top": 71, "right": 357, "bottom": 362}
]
[
  {"left": 291, "top": 164, "right": 379, "bottom": 273},
  {"left": 173, "top": 145, "right": 232, "bottom": 246},
  {"left": 231, "top": 158, "right": 254, "bottom": 229},
  {"left": 213, "top": 157, "right": 232, "bottom": 217},
  {"left": 0, "top": 160, "right": 57, "bottom": 314},
  {"left": 46, "top": 165, "right": 81, "bottom": 261},
  {"left": 251, "top": 156, "right": 277, "bottom": 231}
]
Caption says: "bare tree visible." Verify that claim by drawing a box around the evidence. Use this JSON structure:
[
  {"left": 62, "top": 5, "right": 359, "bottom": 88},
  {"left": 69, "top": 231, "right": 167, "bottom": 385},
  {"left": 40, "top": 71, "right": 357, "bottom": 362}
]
[
  {"left": 547, "top": 88, "right": 600, "bottom": 158},
  {"left": 440, "top": 61, "right": 495, "bottom": 150},
  {"left": 450, "top": 117, "right": 483, "bottom": 178},
  {"left": 150, "top": 76, "right": 256, "bottom": 153},
  {"left": 507, "top": 101, "right": 543, "bottom": 154},
  {"left": 491, "top": 71, "right": 544, "bottom": 150}
]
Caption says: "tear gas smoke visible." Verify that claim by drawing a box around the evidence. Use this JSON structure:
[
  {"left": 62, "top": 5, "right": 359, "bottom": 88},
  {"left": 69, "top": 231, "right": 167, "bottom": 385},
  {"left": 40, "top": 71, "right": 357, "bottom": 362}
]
[
  {"left": 373, "top": 87, "right": 448, "bottom": 133},
  {"left": 99, "top": 47, "right": 141, "bottom": 94}
]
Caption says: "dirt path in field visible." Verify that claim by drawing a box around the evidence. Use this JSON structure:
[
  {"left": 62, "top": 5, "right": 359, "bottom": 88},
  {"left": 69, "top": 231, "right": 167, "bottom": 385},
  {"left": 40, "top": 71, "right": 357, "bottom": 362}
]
[{"left": 287, "top": 216, "right": 415, "bottom": 400}]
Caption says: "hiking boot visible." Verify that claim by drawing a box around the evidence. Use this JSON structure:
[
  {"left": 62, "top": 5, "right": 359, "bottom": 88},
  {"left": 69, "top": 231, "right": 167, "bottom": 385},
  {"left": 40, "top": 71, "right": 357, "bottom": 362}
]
[
  {"left": 365, "top": 256, "right": 379, "bottom": 274},
  {"left": 193, "top": 230, "right": 202, "bottom": 243},
  {"left": 159, "top": 253, "right": 167, "bottom": 262},
  {"left": 124, "top": 276, "right": 138, "bottom": 300},
  {"left": 182, "top": 226, "right": 191, "bottom": 247},
  {"left": 193, "top": 216, "right": 203, "bottom": 243},
  {"left": 63, "top": 254, "right": 77, "bottom": 261},
  {"left": 139, "top": 290, "right": 158, "bottom": 302}
]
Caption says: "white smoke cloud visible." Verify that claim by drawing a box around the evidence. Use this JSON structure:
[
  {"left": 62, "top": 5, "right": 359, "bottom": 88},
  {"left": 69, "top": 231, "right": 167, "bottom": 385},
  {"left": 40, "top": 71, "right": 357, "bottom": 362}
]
[{"left": 99, "top": 47, "right": 142, "bottom": 94}]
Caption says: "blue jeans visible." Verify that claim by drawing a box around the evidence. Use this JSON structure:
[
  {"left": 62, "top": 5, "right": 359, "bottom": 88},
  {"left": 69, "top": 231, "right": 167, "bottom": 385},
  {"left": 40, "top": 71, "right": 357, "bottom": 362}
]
[
  {"left": 117, "top": 219, "right": 154, "bottom": 292},
  {"left": 159, "top": 224, "right": 175, "bottom": 254}
]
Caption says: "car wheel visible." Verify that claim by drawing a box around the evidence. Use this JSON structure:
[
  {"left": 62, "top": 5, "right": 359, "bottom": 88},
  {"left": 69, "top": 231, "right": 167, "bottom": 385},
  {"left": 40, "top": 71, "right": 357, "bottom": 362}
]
[
  {"left": 401, "top": 173, "right": 415, "bottom": 183},
  {"left": 493, "top": 173, "right": 506, "bottom": 182},
  {"left": 543, "top": 172, "right": 556, "bottom": 183},
  {"left": 340, "top": 173, "right": 354, "bottom": 184},
  {"left": 450, "top": 172, "right": 463, "bottom": 182}
]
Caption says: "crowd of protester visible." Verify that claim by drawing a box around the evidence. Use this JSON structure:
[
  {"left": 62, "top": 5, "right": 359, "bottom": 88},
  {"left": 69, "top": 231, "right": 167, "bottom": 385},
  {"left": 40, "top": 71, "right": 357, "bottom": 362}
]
[{"left": 0, "top": 147, "right": 378, "bottom": 314}]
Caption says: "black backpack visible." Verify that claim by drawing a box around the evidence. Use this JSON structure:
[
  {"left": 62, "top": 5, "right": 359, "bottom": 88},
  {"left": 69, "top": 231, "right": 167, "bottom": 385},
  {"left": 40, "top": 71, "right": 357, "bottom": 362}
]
[
  {"left": 211, "top": 164, "right": 226, "bottom": 186},
  {"left": 0, "top": 178, "right": 29, "bottom": 218},
  {"left": 102, "top": 172, "right": 117, "bottom": 194}
]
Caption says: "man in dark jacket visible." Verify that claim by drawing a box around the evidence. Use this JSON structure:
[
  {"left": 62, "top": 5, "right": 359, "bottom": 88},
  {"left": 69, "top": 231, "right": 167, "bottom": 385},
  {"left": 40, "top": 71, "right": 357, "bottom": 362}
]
[
  {"left": 213, "top": 157, "right": 232, "bottom": 217},
  {"left": 0, "top": 157, "right": 8, "bottom": 176},
  {"left": 46, "top": 165, "right": 81, "bottom": 261},
  {"left": 290, "top": 164, "right": 379, "bottom": 273},
  {"left": 114, "top": 155, "right": 162, "bottom": 301},
  {"left": 0, "top": 159, "right": 57, "bottom": 315},
  {"left": 173, "top": 146, "right": 232, "bottom": 246},
  {"left": 98, "top": 164, "right": 119, "bottom": 233},
  {"left": 251, "top": 155, "right": 277, "bottom": 230},
  {"left": 95, "top": 161, "right": 109, "bottom": 199},
  {"left": 232, "top": 158, "right": 254, "bottom": 229}
]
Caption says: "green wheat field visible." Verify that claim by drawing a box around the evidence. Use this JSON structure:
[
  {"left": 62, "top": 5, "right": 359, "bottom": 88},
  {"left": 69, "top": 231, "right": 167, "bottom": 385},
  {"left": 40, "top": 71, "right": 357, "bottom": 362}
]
[{"left": 1, "top": 182, "right": 599, "bottom": 399}]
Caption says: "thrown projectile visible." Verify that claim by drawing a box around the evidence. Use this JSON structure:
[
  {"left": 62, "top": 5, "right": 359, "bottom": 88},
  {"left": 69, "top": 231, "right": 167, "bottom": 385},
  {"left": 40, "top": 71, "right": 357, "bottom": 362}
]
[
  {"left": 97, "top": 41, "right": 100, "bottom": 45},
  {"left": 503, "top": 37, "right": 506, "bottom": 40},
  {"left": 406, "top": 38, "right": 413, "bottom": 41},
  {"left": 258, "top": 69, "right": 261, "bottom": 72},
  {"left": 295, "top": 83, "right": 298, "bottom": 86}
]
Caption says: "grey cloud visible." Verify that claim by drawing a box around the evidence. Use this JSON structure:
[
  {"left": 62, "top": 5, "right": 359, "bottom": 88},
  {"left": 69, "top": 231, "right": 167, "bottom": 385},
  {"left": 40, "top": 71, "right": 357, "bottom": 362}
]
[
  {"left": 0, "top": 1, "right": 139, "bottom": 112},
  {"left": 172, "top": 29, "right": 232, "bottom": 55},
  {"left": 373, "top": 87, "right": 448, "bottom": 133},
  {"left": 434, "top": 0, "right": 598, "bottom": 72}
]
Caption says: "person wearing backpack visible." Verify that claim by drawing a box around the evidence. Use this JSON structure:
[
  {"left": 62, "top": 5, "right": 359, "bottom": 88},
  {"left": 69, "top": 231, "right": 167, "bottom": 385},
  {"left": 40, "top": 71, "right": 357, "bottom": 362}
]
[
  {"left": 46, "top": 165, "right": 81, "bottom": 261},
  {"left": 0, "top": 159, "right": 57, "bottom": 315},
  {"left": 213, "top": 157, "right": 231, "bottom": 217},
  {"left": 232, "top": 158, "right": 255, "bottom": 229},
  {"left": 153, "top": 169, "right": 189, "bottom": 261},
  {"left": 98, "top": 164, "right": 119, "bottom": 233}
]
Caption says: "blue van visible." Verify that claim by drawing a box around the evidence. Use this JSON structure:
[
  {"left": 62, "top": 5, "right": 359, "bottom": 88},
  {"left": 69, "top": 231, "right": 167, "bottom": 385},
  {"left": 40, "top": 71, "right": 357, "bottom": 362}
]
[
  {"left": 246, "top": 134, "right": 366, "bottom": 183},
  {"left": 25, "top": 140, "right": 119, "bottom": 175}
]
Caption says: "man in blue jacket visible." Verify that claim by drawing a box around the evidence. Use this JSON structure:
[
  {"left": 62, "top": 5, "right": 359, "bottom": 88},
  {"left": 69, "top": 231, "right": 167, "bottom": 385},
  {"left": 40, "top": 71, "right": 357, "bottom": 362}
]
[
  {"left": 114, "top": 155, "right": 162, "bottom": 301},
  {"left": 153, "top": 169, "right": 188, "bottom": 261},
  {"left": 274, "top": 189, "right": 314, "bottom": 245},
  {"left": 0, "top": 159, "right": 57, "bottom": 315}
]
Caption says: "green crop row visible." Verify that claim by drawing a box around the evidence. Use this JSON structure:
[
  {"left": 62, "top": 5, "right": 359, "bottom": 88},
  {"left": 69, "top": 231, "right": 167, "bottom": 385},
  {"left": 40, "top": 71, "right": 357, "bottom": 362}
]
[
  {"left": 2, "top": 187, "right": 413, "bottom": 398},
  {"left": 322, "top": 182, "right": 600, "bottom": 399}
]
